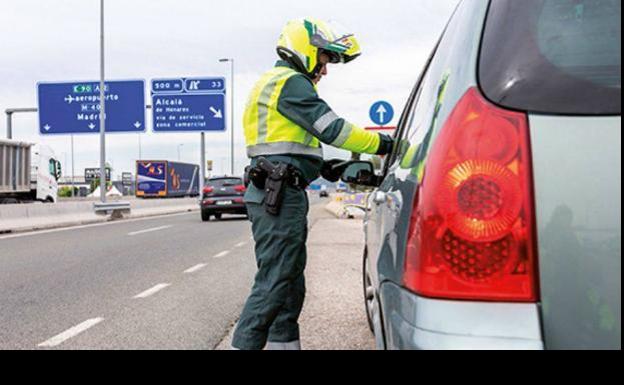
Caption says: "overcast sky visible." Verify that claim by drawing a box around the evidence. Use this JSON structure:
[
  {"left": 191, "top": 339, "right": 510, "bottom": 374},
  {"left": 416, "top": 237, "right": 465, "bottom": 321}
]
[{"left": 0, "top": 0, "right": 458, "bottom": 178}]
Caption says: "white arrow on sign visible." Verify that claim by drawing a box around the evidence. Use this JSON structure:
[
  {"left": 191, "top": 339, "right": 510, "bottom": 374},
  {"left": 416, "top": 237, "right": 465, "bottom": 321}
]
[
  {"left": 134, "top": 121, "right": 142, "bottom": 129},
  {"left": 376, "top": 104, "right": 387, "bottom": 124},
  {"left": 210, "top": 107, "right": 223, "bottom": 119},
  {"left": 44, "top": 124, "right": 51, "bottom": 131},
  {"left": 88, "top": 123, "right": 96, "bottom": 130}
]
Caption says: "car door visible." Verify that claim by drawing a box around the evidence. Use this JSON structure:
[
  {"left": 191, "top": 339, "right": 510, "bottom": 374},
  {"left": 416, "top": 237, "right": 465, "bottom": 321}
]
[
  {"left": 362, "top": 59, "right": 432, "bottom": 350},
  {"left": 365, "top": 57, "right": 433, "bottom": 293},
  {"left": 366, "top": 0, "right": 488, "bottom": 290}
]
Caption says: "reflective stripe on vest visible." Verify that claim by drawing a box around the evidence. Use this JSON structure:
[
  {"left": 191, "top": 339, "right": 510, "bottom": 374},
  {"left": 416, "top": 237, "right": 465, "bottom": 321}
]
[{"left": 244, "top": 67, "right": 322, "bottom": 159}]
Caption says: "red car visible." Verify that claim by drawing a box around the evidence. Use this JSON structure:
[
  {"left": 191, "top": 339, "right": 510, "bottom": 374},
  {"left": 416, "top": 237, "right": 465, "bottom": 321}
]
[{"left": 200, "top": 177, "right": 248, "bottom": 221}]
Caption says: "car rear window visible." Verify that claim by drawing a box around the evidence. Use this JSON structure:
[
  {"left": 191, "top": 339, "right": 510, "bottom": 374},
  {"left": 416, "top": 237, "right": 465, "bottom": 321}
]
[
  {"left": 208, "top": 178, "right": 242, "bottom": 187},
  {"left": 479, "top": 0, "right": 621, "bottom": 115}
]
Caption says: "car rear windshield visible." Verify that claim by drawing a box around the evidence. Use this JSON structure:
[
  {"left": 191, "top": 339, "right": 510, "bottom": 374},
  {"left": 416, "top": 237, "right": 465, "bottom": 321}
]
[
  {"left": 479, "top": 0, "right": 621, "bottom": 115},
  {"left": 208, "top": 178, "right": 242, "bottom": 187}
]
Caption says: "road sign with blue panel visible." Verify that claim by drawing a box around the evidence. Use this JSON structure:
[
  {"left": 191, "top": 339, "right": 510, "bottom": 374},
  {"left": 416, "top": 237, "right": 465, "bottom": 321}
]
[
  {"left": 369, "top": 101, "right": 394, "bottom": 126},
  {"left": 37, "top": 80, "right": 146, "bottom": 135},
  {"left": 151, "top": 77, "right": 226, "bottom": 132}
]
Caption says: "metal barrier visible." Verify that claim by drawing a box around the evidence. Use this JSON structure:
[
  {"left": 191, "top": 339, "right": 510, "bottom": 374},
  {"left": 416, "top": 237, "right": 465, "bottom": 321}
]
[{"left": 93, "top": 201, "right": 131, "bottom": 219}]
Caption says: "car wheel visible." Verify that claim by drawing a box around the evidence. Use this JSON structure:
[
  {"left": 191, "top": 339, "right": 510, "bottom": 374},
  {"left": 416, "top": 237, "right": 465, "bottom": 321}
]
[
  {"left": 363, "top": 248, "right": 375, "bottom": 334},
  {"left": 201, "top": 210, "right": 211, "bottom": 222},
  {"left": 214, "top": 213, "right": 222, "bottom": 220}
]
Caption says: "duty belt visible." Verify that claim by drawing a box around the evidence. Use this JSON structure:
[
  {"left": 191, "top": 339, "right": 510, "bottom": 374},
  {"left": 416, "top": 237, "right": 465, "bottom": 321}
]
[{"left": 246, "top": 158, "right": 308, "bottom": 216}]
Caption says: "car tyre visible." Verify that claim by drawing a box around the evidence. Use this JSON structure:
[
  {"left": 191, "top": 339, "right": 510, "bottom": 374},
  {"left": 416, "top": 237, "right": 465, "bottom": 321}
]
[
  {"left": 214, "top": 213, "right": 222, "bottom": 220},
  {"left": 201, "top": 210, "right": 211, "bottom": 222}
]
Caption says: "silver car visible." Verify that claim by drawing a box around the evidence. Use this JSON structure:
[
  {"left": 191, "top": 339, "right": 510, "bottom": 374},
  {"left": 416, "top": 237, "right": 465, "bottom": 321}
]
[{"left": 363, "top": 0, "right": 621, "bottom": 349}]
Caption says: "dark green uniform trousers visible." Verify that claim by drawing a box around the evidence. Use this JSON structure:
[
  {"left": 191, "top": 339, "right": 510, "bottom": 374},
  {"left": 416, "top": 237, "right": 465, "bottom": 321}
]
[{"left": 231, "top": 183, "right": 309, "bottom": 350}]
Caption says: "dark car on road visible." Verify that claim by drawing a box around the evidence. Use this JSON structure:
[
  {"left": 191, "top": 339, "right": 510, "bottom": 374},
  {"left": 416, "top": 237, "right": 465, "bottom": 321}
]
[
  {"left": 360, "top": 0, "right": 621, "bottom": 350},
  {"left": 319, "top": 185, "right": 329, "bottom": 198},
  {"left": 200, "top": 177, "right": 247, "bottom": 221}
]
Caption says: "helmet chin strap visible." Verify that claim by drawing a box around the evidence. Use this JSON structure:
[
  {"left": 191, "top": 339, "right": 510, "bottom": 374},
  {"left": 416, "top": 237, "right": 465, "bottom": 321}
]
[
  {"left": 276, "top": 47, "right": 332, "bottom": 81},
  {"left": 309, "top": 63, "right": 323, "bottom": 80},
  {"left": 308, "top": 49, "right": 337, "bottom": 80}
]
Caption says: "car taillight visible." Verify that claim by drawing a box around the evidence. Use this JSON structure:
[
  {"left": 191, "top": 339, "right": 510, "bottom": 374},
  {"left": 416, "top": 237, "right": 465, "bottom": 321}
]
[
  {"left": 203, "top": 186, "right": 214, "bottom": 194},
  {"left": 234, "top": 185, "right": 246, "bottom": 193},
  {"left": 404, "top": 87, "right": 538, "bottom": 302}
]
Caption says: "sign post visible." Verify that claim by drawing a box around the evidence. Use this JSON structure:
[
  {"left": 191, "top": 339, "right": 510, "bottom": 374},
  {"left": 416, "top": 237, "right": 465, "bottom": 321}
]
[
  {"left": 122, "top": 172, "right": 133, "bottom": 186},
  {"left": 37, "top": 80, "right": 146, "bottom": 135},
  {"left": 151, "top": 77, "right": 227, "bottom": 200},
  {"left": 369, "top": 101, "right": 395, "bottom": 127},
  {"left": 99, "top": 0, "right": 106, "bottom": 203},
  {"left": 366, "top": 101, "right": 396, "bottom": 163},
  {"left": 85, "top": 168, "right": 111, "bottom": 183},
  {"left": 151, "top": 78, "right": 226, "bottom": 133}
]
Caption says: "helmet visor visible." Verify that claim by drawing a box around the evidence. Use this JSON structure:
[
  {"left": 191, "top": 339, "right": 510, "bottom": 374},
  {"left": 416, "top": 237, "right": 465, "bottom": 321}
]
[{"left": 307, "top": 20, "right": 360, "bottom": 63}]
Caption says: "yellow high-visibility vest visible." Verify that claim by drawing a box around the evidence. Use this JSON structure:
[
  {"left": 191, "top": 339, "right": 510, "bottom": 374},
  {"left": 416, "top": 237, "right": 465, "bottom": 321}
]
[{"left": 244, "top": 67, "right": 323, "bottom": 158}]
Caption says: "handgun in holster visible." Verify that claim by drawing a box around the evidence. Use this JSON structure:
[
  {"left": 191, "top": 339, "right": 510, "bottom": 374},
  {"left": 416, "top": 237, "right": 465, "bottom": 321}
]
[{"left": 248, "top": 157, "right": 289, "bottom": 216}]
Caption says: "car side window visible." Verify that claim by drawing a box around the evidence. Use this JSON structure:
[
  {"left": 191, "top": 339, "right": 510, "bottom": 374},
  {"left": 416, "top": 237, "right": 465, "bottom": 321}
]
[
  {"left": 397, "top": 71, "right": 431, "bottom": 161},
  {"left": 382, "top": 50, "right": 437, "bottom": 175},
  {"left": 384, "top": 55, "right": 438, "bottom": 176}
]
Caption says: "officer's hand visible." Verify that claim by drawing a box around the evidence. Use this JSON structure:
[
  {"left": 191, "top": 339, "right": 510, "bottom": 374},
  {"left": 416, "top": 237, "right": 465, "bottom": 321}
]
[
  {"left": 376, "top": 133, "right": 394, "bottom": 156},
  {"left": 321, "top": 159, "right": 348, "bottom": 182}
]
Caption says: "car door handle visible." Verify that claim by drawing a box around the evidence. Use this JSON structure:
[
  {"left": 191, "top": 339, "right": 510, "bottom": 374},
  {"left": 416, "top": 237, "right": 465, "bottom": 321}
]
[{"left": 373, "top": 191, "right": 387, "bottom": 205}]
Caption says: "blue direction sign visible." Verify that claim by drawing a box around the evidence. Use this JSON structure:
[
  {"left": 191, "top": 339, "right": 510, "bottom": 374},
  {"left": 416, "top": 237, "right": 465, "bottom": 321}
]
[
  {"left": 151, "top": 77, "right": 226, "bottom": 132},
  {"left": 369, "top": 101, "right": 394, "bottom": 126},
  {"left": 37, "top": 80, "right": 146, "bottom": 135}
]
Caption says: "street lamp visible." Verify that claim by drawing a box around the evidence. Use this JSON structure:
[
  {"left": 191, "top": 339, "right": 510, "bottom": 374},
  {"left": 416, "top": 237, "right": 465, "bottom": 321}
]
[
  {"left": 219, "top": 58, "right": 235, "bottom": 176},
  {"left": 99, "top": 0, "right": 106, "bottom": 203}
]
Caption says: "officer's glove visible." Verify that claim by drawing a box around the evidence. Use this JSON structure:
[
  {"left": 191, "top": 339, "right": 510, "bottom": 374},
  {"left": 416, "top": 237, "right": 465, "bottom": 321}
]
[
  {"left": 375, "top": 133, "right": 395, "bottom": 156},
  {"left": 321, "top": 159, "right": 349, "bottom": 182}
]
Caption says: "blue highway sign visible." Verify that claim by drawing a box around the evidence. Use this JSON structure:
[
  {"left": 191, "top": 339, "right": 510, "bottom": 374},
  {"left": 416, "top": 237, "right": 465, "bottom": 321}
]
[
  {"left": 37, "top": 80, "right": 146, "bottom": 135},
  {"left": 369, "top": 101, "right": 394, "bottom": 126},
  {"left": 151, "top": 77, "right": 226, "bottom": 132}
]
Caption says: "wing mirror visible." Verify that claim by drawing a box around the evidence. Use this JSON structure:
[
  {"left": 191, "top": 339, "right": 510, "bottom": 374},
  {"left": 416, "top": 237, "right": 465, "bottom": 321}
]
[
  {"left": 340, "top": 161, "right": 381, "bottom": 187},
  {"left": 55, "top": 161, "right": 62, "bottom": 181}
]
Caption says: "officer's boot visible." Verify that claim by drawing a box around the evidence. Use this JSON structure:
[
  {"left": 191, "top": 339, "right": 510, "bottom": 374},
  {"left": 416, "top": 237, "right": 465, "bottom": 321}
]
[{"left": 265, "top": 340, "right": 301, "bottom": 350}]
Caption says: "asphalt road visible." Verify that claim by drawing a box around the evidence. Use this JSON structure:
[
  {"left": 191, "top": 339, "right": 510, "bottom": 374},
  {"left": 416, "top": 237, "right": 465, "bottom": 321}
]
[{"left": 0, "top": 211, "right": 256, "bottom": 349}]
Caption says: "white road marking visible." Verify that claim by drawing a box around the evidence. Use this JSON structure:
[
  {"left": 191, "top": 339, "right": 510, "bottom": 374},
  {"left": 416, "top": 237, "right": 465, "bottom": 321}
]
[
  {"left": 133, "top": 283, "right": 171, "bottom": 299},
  {"left": 234, "top": 241, "right": 247, "bottom": 248},
  {"left": 213, "top": 250, "right": 230, "bottom": 259},
  {"left": 184, "top": 263, "right": 207, "bottom": 274},
  {"left": 37, "top": 318, "right": 104, "bottom": 348},
  {"left": 0, "top": 212, "right": 195, "bottom": 240},
  {"left": 128, "top": 225, "right": 172, "bottom": 236}
]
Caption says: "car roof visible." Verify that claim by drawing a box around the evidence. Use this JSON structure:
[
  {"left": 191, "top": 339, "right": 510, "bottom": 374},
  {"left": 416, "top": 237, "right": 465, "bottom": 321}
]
[{"left": 209, "top": 176, "right": 242, "bottom": 180}]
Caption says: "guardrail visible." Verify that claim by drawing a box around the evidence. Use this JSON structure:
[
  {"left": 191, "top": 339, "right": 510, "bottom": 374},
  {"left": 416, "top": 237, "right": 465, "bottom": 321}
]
[
  {"left": 0, "top": 198, "right": 200, "bottom": 233},
  {"left": 93, "top": 201, "right": 131, "bottom": 219}
]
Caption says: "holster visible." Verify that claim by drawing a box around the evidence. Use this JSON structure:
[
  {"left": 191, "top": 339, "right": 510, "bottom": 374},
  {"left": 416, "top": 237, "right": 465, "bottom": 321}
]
[{"left": 246, "top": 157, "right": 290, "bottom": 216}]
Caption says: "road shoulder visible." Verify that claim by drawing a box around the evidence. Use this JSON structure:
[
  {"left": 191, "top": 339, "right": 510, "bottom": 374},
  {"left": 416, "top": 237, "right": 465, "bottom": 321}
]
[{"left": 215, "top": 200, "right": 375, "bottom": 350}]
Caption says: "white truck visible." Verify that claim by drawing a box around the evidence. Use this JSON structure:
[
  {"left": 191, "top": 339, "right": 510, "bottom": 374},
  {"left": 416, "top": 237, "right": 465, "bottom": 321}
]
[{"left": 0, "top": 139, "right": 61, "bottom": 204}]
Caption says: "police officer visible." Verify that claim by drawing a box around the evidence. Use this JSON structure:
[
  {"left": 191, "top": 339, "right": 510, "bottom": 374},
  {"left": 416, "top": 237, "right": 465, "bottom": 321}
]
[{"left": 232, "top": 18, "right": 394, "bottom": 350}]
